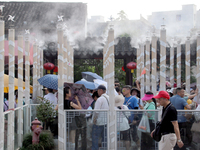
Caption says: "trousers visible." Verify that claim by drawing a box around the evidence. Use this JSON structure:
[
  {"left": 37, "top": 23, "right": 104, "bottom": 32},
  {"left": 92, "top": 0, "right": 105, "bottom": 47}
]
[{"left": 159, "top": 133, "right": 177, "bottom": 150}]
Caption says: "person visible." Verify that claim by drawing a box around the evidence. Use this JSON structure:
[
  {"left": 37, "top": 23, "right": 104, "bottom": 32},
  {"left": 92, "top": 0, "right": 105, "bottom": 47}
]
[
  {"left": 151, "top": 91, "right": 184, "bottom": 150},
  {"left": 115, "top": 86, "right": 122, "bottom": 95},
  {"left": 42, "top": 88, "right": 48, "bottom": 96},
  {"left": 92, "top": 85, "right": 109, "bottom": 150},
  {"left": 63, "top": 87, "right": 82, "bottom": 149},
  {"left": 115, "top": 95, "right": 131, "bottom": 150},
  {"left": 115, "top": 80, "right": 120, "bottom": 88},
  {"left": 44, "top": 88, "right": 57, "bottom": 109},
  {"left": 170, "top": 88, "right": 192, "bottom": 147},
  {"left": 91, "top": 91, "right": 99, "bottom": 109},
  {"left": 140, "top": 91, "right": 157, "bottom": 150},
  {"left": 122, "top": 85, "right": 139, "bottom": 148},
  {"left": 131, "top": 87, "right": 142, "bottom": 107}
]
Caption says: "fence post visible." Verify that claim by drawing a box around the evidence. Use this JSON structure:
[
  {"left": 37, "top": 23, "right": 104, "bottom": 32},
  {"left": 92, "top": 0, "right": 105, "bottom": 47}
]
[
  {"left": 0, "top": 20, "right": 4, "bottom": 150},
  {"left": 151, "top": 35, "right": 157, "bottom": 95},
  {"left": 185, "top": 37, "right": 190, "bottom": 93}
]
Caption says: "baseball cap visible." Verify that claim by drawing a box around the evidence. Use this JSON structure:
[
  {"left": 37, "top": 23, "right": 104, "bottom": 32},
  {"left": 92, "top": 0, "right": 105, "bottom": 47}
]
[
  {"left": 153, "top": 91, "right": 170, "bottom": 99},
  {"left": 97, "top": 85, "right": 106, "bottom": 91}
]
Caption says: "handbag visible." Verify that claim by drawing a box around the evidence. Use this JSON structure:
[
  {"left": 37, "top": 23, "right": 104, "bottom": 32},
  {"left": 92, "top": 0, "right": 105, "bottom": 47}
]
[
  {"left": 138, "top": 113, "right": 150, "bottom": 133},
  {"left": 153, "top": 103, "right": 172, "bottom": 142}
]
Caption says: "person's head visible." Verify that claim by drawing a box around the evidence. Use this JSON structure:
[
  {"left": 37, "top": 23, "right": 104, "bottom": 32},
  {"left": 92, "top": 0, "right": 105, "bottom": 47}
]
[
  {"left": 14, "top": 90, "right": 18, "bottom": 99},
  {"left": 167, "top": 88, "right": 174, "bottom": 97},
  {"left": 47, "top": 88, "right": 54, "bottom": 93},
  {"left": 122, "top": 85, "right": 131, "bottom": 97},
  {"left": 115, "top": 95, "right": 125, "bottom": 107},
  {"left": 64, "top": 87, "right": 71, "bottom": 99},
  {"left": 42, "top": 88, "right": 48, "bottom": 95},
  {"left": 154, "top": 91, "right": 170, "bottom": 107},
  {"left": 97, "top": 85, "right": 106, "bottom": 96},
  {"left": 115, "top": 87, "right": 121, "bottom": 95},
  {"left": 92, "top": 91, "right": 99, "bottom": 101},
  {"left": 176, "top": 87, "right": 184, "bottom": 98},
  {"left": 131, "top": 88, "right": 140, "bottom": 98},
  {"left": 115, "top": 80, "right": 120, "bottom": 88}
]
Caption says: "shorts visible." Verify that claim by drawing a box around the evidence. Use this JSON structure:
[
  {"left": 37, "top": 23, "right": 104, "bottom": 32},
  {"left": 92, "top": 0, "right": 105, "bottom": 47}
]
[{"left": 120, "top": 129, "right": 131, "bottom": 141}]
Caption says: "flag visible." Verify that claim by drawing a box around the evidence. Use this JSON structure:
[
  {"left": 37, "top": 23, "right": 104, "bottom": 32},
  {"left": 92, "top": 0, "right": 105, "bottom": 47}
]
[{"left": 140, "top": 67, "right": 146, "bottom": 76}]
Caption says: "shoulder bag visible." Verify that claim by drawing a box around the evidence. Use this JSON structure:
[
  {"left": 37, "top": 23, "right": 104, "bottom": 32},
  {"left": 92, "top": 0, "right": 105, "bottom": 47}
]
[{"left": 153, "top": 103, "right": 172, "bottom": 142}]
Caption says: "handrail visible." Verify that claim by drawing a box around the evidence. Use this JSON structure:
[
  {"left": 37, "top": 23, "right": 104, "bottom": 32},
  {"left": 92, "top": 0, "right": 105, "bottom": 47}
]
[{"left": 3, "top": 104, "right": 29, "bottom": 115}]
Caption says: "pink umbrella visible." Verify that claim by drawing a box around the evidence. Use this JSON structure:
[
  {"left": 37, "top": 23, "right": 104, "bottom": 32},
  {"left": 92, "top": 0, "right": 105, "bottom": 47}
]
[{"left": 64, "top": 82, "right": 94, "bottom": 109}]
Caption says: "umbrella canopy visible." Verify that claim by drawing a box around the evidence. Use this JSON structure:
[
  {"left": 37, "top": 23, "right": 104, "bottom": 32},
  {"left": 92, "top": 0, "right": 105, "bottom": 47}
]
[
  {"left": 64, "top": 82, "right": 94, "bottom": 109},
  {"left": 75, "top": 79, "right": 99, "bottom": 90},
  {"left": 4, "top": 74, "right": 33, "bottom": 93},
  {"left": 81, "top": 72, "right": 103, "bottom": 82},
  {"left": 37, "top": 74, "right": 58, "bottom": 90}
]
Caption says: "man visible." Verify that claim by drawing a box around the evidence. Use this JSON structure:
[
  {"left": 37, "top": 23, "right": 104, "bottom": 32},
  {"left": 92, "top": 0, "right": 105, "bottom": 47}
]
[
  {"left": 170, "top": 88, "right": 192, "bottom": 147},
  {"left": 122, "top": 85, "right": 139, "bottom": 147},
  {"left": 92, "top": 85, "right": 109, "bottom": 150},
  {"left": 115, "top": 86, "right": 121, "bottom": 95},
  {"left": 151, "top": 91, "right": 184, "bottom": 150},
  {"left": 115, "top": 80, "right": 120, "bottom": 88}
]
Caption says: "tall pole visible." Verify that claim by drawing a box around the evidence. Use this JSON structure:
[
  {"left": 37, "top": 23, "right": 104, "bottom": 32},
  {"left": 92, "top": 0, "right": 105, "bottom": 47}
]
[
  {"left": 37, "top": 45, "right": 41, "bottom": 96},
  {"left": 177, "top": 42, "right": 181, "bottom": 87},
  {"left": 137, "top": 47, "right": 141, "bottom": 81},
  {"left": 145, "top": 38, "right": 150, "bottom": 91},
  {"left": 40, "top": 47, "right": 43, "bottom": 96},
  {"left": 151, "top": 35, "right": 157, "bottom": 95},
  {"left": 8, "top": 28, "right": 15, "bottom": 150},
  {"left": 71, "top": 45, "right": 74, "bottom": 83},
  {"left": 103, "top": 26, "right": 115, "bottom": 149},
  {"left": 196, "top": 32, "right": 200, "bottom": 103},
  {"left": 160, "top": 25, "right": 166, "bottom": 91},
  {"left": 17, "top": 35, "right": 24, "bottom": 146},
  {"left": 63, "top": 36, "right": 68, "bottom": 82},
  {"left": 140, "top": 43, "right": 145, "bottom": 99},
  {"left": 185, "top": 37, "right": 190, "bottom": 93},
  {"left": 0, "top": 20, "right": 4, "bottom": 150},
  {"left": 57, "top": 29, "right": 64, "bottom": 150},
  {"left": 33, "top": 44, "right": 37, "bottom": 100},
  {"left": 170, "top": 44, "right": 174, "bottom": 88},
  {"left": 25, "top": 36, "right": 30, "bottom": 133}
]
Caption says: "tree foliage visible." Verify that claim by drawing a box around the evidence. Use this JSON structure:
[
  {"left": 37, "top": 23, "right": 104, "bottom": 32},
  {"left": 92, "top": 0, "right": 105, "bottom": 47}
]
[
  {"left": 116, "top": 10, "right": 128, "bottom": 21},
  {"left": 36, "top": 97, "right": 57, "bottom": 130}
]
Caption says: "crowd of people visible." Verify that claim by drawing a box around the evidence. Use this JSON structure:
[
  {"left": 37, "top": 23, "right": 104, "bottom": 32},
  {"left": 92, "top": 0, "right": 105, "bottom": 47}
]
[{"left": 3, "top": 79, "right": 200, "bottom": 150}]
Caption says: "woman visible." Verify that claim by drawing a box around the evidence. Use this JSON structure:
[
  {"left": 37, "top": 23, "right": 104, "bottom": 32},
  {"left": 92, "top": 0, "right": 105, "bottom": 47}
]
[
  {"left": 115, "top": 95, "right": 131, "bottom": 150},
  {"left": 63, "top": 87, "right": 82, "bottom": 149},
  {"left": 139, "top": 91, "right": 156, "bottom": 150}
]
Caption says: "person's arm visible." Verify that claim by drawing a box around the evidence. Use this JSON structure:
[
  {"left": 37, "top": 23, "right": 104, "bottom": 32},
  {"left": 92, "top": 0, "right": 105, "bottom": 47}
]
[
  {"left": 70, "top": 96, "right": 82, "bottom": 109},
  {"left": 172, "top": 121, "right": 184, "bottom": 148},
  {"left": 55, "top": 104, "right": 58, "bottom": 111},
  {"left": 135, "top": 80, "right": 141, "bottom": 91},
  {"left": 188, "top": 88, "right": 198, "bottom": 99}
]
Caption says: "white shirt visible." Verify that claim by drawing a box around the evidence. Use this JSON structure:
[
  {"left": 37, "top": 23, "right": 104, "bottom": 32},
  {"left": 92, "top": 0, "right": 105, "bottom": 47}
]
[
  {"left": 44, "top": 93, "right": 57, "bottom": 109},
  {"left": 93, "top": 93, "right": 109, "bottom": 125},
  {"left": 116, "top": 105, "right": 130, "bottom": 131}
]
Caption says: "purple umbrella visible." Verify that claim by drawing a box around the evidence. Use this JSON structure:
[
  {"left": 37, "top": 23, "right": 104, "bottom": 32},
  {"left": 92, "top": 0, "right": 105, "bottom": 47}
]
[{"left": 64, "top": 82, "right": 94, "bottom": 109}]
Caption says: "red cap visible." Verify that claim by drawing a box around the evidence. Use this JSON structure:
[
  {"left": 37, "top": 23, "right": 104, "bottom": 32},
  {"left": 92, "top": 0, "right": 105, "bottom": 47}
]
[{"left": 153, "top": 91, "right": 170, "bottom": 99}]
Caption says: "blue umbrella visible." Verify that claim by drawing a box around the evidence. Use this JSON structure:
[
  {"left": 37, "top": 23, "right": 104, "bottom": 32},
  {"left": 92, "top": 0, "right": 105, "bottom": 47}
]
[
  {"left": 81, "top": 72, "right": 103, "bottom": 82},
  {"left": 37, "top": 74, "right": 58, "bottom": 90},
  {"left": 75, "top": 80, "right": 99, "bottom": 90}
]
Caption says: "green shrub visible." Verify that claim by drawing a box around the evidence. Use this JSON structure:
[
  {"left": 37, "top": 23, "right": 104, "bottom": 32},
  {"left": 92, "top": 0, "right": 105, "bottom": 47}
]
[{"left": 19, "top": 131, "right": 55, "bottom": 150}]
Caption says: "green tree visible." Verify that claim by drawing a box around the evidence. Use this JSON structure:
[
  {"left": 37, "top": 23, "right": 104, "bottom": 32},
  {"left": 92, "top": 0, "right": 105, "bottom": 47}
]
[{"left": 116, "top": 10, "right": 128, "bottom": 21}]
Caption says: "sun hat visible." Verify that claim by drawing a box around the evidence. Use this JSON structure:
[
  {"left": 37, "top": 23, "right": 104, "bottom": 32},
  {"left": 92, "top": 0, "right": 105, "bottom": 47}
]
[
  {"left": 154, "top": 91, "right": 170, "bottom": 100},
  {"left": 131, "top": 87, "right": 140, "bottom": 94},
  {"left": 115, "top": 95, "right": 125, "bottom": 107},
  {"left": 141, "top": 94, "right": 154, "bottom": 101}
]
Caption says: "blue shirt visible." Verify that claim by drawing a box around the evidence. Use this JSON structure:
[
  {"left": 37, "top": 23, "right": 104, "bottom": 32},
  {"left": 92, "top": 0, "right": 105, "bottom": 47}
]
[
  {"left": 170, "top": 95, "right": 188, "bottom": 122},
  {"left": 123, "top": 96, "right": 139, "bottom": 109}
]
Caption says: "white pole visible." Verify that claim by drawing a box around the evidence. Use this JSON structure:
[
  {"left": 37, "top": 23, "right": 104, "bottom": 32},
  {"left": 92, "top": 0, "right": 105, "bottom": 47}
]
[
  {"left": 151, "top": 35, "right": 157, "bottom": 94},
  {"left": 40, "top": 47, "right": 43, "bottom": 96},
  {"left": 177, "top": 42, "right": 181, "bottom": 87},
  {"left": 63, "top": 36, "right": 68, "bottom": 82},
  {"left": 196, "top": 33, "right": 200, "bottom": 103},
  {"left": 160, "top": 26, "right": 166, "bottom": 91},
  {"left": 137, "top": 47, "right": 141, "bottom": 81},
  {"left": 145, "top": 38, "right": 150, "bottom": 91},
  {"left": 140, "top": 43, "right": 145, "bottom": 98},
  {"left": 37, "top": 45, "right": 41, "bottom": 97},
  {"left": 185, "top": 37, "right": 190, "bottom": 93},
  {"left": 57, "top": 29, "right": 65, "bottom": 150},
  {"left": 170, "top": 45, "right": 174, "bottom": 87},
  {"left": 33, "top": 44, "right": 37, "bottom": 100},
  {"left": 8, "top": 28, "right": 15, "bottom": 150},
  {"left": 0, "top": 20, "right": 4, "bottom": 150},
  {"left": 25, "top": 37, "right": 30, "bottom": 133},
  {"left": 17, "top": 35, "right": 24, "bottom": 146}
]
